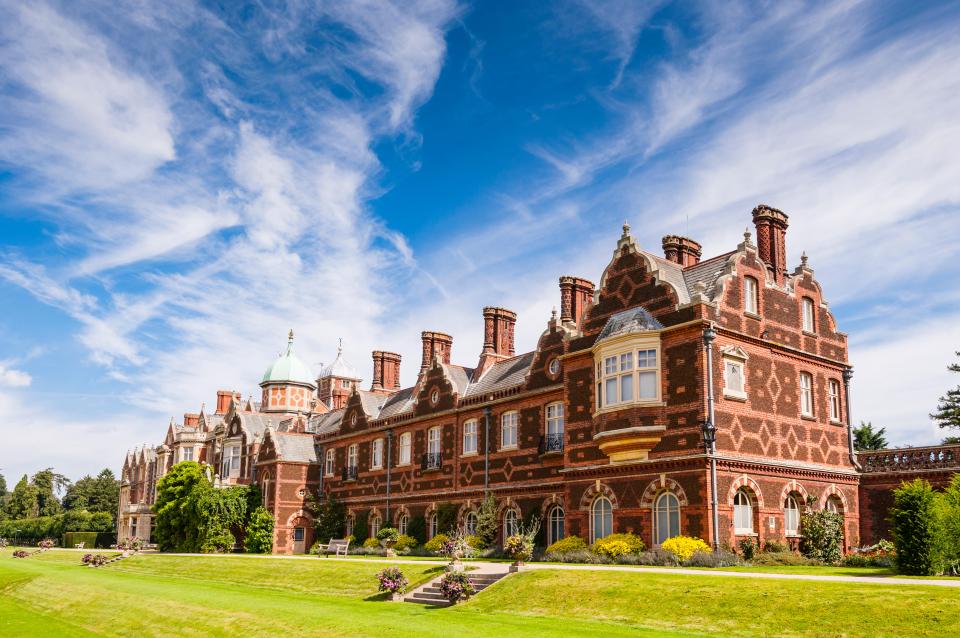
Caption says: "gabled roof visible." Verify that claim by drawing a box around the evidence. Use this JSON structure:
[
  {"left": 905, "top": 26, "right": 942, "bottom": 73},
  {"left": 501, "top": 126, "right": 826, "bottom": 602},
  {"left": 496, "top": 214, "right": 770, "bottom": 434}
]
[
  {"left": 235, "top": 412, "right": 278, "bottom": 439},
  {"left": 358, "top": 390, "right": 389, "bottom": 416},
  {"left": 271, "top": 432, "right": 319, "bottom": 463},
  {"left": 440, "top": 363, "right": 474, "bottom": 396},
  {"left": 683, "top": 251, "right": 736, "bottom": 301},
  {"left": 377, "top": 387, "right": 416, "bottom": 419},
  {"left": 464, "top": 351, "right": 536, "bottom": 398},
  {"left": 309, "top": 410, "right": 343, "bottom": 435}
]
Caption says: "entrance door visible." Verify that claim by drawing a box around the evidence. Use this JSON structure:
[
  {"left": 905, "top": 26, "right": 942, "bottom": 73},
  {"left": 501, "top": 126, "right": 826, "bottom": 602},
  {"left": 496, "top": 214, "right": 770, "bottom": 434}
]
[{"left": 293, "top": 527, "right": 306, "bottom": 554}]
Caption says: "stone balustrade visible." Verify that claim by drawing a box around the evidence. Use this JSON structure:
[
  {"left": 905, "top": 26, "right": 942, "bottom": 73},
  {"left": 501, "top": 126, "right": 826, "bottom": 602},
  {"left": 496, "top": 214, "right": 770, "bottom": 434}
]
[{"left": 858, "top": 444, "right": 960, "bottom": 474}]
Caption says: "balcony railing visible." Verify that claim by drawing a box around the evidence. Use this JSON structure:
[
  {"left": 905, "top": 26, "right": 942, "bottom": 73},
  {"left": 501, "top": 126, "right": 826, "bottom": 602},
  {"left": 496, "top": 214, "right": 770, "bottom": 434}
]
[
  {"left": 539, "top": 433, "right": 564, "bottom": 454},
  {"left": 859, "top": 445, "right": 960, "bottom": 474},
  {"left": 421, "top": 452, "right": 442, "bottom": 470},
  {"left": 341, "top": 466, "right": 359, "bottom": 481}
]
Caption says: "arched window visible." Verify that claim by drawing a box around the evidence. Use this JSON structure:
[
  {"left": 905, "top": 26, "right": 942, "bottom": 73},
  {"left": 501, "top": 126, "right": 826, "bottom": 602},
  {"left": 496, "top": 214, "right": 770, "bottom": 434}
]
[
  {"left": 547, "top": 505, "right": 565, "bottom": 545},
  {"left": 734, "top": 489, "right": 754, "bottom": 534},
  {"left": 397, "top": 513, "right": 409, "bottom": 535},
  {"left": 784, "top": 494, "right": 801, "bottom": 536},
  {"left": 503, "top": 509, "right": 519, "bottom": 538},
  {"left": 464, "top": 511, "right": 478, "bottom": 535},
  {"left": 802, "top": 297, "right": 816, "bottom": 333},
  {"left": 345, "top": 514, "right": 355, "bottom": 537},
  {"left": 369, "top": 514, "right": 381, "bottom": 538},
  {"left": 428, "top": 511, "right": 438, "bottom": 539},
  {"left": 591, "top": 496, "right": 613, "bottom": 543},
  {"left": 654, "top": 492, "right": 681, "bottom": 544},
  {"left": 825, "top": 495, "right": 843, "bottom": 514}
]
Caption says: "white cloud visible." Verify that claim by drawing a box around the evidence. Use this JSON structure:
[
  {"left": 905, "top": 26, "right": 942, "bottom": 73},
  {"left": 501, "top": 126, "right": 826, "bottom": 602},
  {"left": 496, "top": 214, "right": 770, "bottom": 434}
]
[{"left": 0, "top": 364, "right": 31, "bottom": 388}]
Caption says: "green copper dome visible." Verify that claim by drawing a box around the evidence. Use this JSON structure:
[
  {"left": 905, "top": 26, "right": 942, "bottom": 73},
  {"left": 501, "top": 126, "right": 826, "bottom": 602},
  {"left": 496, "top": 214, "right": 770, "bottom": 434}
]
[{"left": 260, "top": 330, "right": 316, "bottom": 388}]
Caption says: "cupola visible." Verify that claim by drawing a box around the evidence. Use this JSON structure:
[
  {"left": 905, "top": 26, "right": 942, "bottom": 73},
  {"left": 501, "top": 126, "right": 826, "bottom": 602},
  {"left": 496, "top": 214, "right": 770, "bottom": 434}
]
[{"left": 259, "top": 330, "right": 317, "bottom": 413}]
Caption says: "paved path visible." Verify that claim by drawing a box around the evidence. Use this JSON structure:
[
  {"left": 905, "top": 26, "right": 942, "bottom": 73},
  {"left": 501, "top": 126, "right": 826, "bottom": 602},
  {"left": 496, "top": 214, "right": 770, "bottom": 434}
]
[{"left": 42, "top": 549, "right": 960, "bottom": 587}]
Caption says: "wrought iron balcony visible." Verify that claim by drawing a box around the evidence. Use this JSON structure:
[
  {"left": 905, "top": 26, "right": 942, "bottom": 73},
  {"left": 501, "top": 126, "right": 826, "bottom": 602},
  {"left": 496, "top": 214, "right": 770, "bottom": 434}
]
[
  {"left": 421, "top": 452, "right": 442, "bottom": 470},
  {"left": 539, "top": 433, "right": 564, "bottom": 454},
  {"left": 341, "top": 465, "right": 359, "bottom": 481}
]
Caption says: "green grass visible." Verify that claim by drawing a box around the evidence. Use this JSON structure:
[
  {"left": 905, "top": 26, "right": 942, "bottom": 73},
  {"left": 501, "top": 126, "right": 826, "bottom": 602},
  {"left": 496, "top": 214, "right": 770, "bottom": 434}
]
[{"left": 1, "top": 548, "right": 957, "bottom": 637}]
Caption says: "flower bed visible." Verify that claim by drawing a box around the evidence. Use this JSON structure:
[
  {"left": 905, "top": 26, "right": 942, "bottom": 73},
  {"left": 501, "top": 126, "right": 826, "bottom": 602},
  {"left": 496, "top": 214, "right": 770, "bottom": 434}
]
[
  {"left": 82, "top": 553, "right": 110, "bottom": 567},
  {"left": 12, "top": 550, "right": 29, "bottom": 558}
]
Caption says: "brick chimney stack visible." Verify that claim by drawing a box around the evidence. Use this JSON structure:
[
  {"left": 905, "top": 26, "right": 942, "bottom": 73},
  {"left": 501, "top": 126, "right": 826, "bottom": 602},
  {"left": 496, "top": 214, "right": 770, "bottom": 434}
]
[
  {"left": 752, "top": 205, "right": 789, "bottom": 285},
  {"left": 559, "top": 276, "right": 594, "bottom": 326},
  {"left": 371, "top": 351, "right": 402, "bottom": 393},
  {"left": 662, "top": 235, "right": 702, "bottom": 267},
  {"left": 476, "top": 307, "right": 517, "bottom": 377},
  {"left": 215, "top": 390, "right": 239, "bottom": 415},
  {"left": 420, "top": 331, "right": 453, "bottom": 373},
  {"left": 183, "top": 413, "right": 200, "bottom": 428}
]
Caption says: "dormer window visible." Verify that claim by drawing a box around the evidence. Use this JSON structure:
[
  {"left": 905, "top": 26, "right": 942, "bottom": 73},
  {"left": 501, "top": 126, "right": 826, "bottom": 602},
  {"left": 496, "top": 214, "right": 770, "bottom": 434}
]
[
  {"left": 802, "top": 297, "right": 816, "bottom": 333},
  {"left": 594, "top": 339, "right": 661, "bottom": 412},
  {"left": 744, "top": 276, "right": 759, "bottom": 315}
]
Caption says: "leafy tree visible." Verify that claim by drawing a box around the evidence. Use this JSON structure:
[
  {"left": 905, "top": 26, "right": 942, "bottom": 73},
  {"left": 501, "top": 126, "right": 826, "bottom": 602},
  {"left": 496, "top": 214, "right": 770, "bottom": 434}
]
[
  {"left": 406, "top": 514, "right": 426, "bottom": 545},
  {"left": 799, "top": 499, "right": 844, "bottom": 564},
  {"left": 64, "top": 469, "right": 120, "bottom": 522},
  {"left": 436, "top": 503, "right": 458, "bottom": 535},
  {"left": 938, "top": 474, "right": 960, "bottom": 575},
  {"left": 0, "top": 473, "right": 8, "bottom": 522},
  {"left": 474, "top": 493, "right": 498, "bottom": 548},
  {"left": 853, "top": 421, "right": 888, "bottom": 451},
  {"left": 152, "top": 462, "right": 209, "bottom": 552},
  {"left": 309, "top": 492, "right": 346, "bottom": 543},
  {"left": 31, "top": 468, "right": 68, "bottom": 517},
  {"left": 7, "top": 475, "right": 39, "bottom": 519},
  {"left": 891, "top": 479, "right": 940, "bottom": 575},
  {"left": 353, "top": 508, "right": 369, "bottom": 542},
  {"left": 943, "top": 436, "right": 960, "bottom": 445},
  {"left": 245, "top": 506, "right": 275, "bottom": 553},
  {"left": 931, "top": 352, "right": 960, "bottom": 431},
  {"left": 0, "top": 472, "right": 7, "bottom": 498}
]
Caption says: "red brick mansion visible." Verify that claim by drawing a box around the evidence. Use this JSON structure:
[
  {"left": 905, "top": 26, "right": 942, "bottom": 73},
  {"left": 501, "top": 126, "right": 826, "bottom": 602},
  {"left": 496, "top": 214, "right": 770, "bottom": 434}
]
[{"left": 118, "top": 206, "right": 960, "bottom": 554}]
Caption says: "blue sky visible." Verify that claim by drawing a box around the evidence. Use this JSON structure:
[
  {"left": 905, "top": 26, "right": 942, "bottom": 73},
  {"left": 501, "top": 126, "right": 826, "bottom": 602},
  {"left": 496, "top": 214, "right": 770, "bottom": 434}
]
[{"left": 1, "top": 0, "right": 959, "bottom": 482}]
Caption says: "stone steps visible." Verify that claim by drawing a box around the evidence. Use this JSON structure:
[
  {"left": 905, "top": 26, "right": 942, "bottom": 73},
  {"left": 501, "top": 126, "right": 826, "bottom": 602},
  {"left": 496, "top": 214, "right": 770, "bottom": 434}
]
[{"left": 404, "top": 570, "right": 509, "bottom": 606}]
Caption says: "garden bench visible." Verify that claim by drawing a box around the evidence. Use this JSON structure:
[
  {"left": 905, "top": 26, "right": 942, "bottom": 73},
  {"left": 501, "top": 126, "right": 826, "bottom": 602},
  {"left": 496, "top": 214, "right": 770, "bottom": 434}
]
[
  {"left": 316, "top": 538, "right": 350, "bottom": 557},
  {"left": 74, "top": 542, "right": 86, "bottom": 549}
]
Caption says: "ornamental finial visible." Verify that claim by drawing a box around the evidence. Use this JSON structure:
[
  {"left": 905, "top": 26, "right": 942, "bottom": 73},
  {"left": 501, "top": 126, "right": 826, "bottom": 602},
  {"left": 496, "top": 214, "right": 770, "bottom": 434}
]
[
  {"left": 622, "top": 220, "right": 631, "bottom": 237},
  {"left": 801, "top": 251, "right": 809, "bottom": 267},
  {"left": 338, "top": 337, "right": 343, "bottom": 355},
  {"left": 551, "top": 306, "right": 558, "bottom": 320},
  {"left": 744, "top": 227, "right": 752, "bottom": 243},
  {"left": 288, "top": 328, "right": 294, "bottom": 342}
]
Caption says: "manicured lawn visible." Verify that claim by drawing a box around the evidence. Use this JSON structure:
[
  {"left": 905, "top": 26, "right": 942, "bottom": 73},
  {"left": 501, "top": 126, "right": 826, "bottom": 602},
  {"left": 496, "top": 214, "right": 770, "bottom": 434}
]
[{"left": 1, "top": 548, "right": 957, "bottom": 637}]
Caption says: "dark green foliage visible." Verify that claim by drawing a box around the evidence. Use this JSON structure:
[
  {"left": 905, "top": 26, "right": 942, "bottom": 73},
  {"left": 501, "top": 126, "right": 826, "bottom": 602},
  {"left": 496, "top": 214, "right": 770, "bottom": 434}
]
[
  {"left": 931, "top": 352, "right": 960, "bottom": 430},
  {"left": 63, "top": 532, "right": 98, "bottom": 549},
  {"left": 62, "top": 469, "right": 120, "bottom": 523},
  {"left": 738, "top": 537, "right": 757, "bottom": 560},
  {"left": 943, "top": 436, "right": 960, "bottom": 444},
  {"left": 474, "top": 493, "right": 498, "bottom": 548},
  {"left": 0, "top": 510, "right": 111, "bottom": 543},
  {"left": 310, "top": 493, "right": 347, "bottom": 543},
  {"left": 406, "top": 514, "right": 426, "bottom": 545},
  {"left": 245, "top": 507, "right": 275, "bottom": 553},
  {"left": 0, "top": 473, "right": 7, "bottom": 498},
  {"left": 7, "top": 475, "right": 39, "bottom": 519},
  {"left": 152, "top": 462, "right": 209, "bottom": 552},
  {"left": 436, "top": 502, "right": 458, "bottom": 534},
  {"left": 891, "top": 479, "right": 939, "bottom": 575},
  {"left": 352, "top": 509, "right": 369, "bottom": 541},
  {"left": 936, "top": 474, "right": 960, "bottom": 575},
  {"left": 31, "top": 468, "right": 67, "bottom": 517},
  {"left": 853, "top": 421, "right": 888, "bottom": 451},
  {"left": 200, "top": 521, "right": 236, "bottom": 553},
  {"left": 800, "top": 506, "right": 844, "bottom": 564}
]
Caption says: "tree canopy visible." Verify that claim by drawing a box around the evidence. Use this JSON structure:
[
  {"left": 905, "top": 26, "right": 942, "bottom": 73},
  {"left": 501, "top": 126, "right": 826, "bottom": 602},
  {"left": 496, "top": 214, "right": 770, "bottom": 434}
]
[
  {"left": 853, "top": 421, "right": 888, "bottom": 451},
  {"left": 931, "top": 352, "right": 960, "bottom": 431}
]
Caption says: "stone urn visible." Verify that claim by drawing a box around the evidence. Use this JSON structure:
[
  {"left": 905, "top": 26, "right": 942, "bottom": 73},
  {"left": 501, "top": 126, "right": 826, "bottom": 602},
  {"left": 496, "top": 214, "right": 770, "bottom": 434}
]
[
  {"left": 381, "top": 539, "right": 397, "bottom": 557},
  {"left": 390, "top": 592, "right": 404, "bottom": 602}
]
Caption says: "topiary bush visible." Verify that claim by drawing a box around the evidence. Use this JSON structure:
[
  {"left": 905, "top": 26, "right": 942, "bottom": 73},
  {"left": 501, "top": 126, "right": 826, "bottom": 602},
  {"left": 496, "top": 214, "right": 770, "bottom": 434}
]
[
  {"left": 424, "top": 533, "right": 449, "bottom": 554},
  {"left": 545, "top": 535, "right": 588, "bottom": 555},
  {"left": 891, "top": 479, "right": 940, "bottom": 575},
  {"left": 591, "top": 533, "right": 645, "bottom": 559},
  {"left": 406, "top": 515, "right": 426, "bottom": 545},
  {"left": 660, "top": 536, "right": 711, "bottom": 562}
]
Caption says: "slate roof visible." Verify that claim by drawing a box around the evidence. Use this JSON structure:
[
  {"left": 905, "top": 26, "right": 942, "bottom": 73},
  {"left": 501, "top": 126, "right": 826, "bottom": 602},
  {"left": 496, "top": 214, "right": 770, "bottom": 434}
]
[
  {"left": 440, "top": 363, "right": 474, "bottom": 396},
  {"left": 638, "top": 251, "right": 691, "bottom": 305},
  {"left": 377, "top": 387, "right": 415, "bottom": 419},
  {"left": 683, "top": 251, "right": 735, "bottom": 301},
  {"left": 236, "top": 413, "right": 278, "bottom": 439},
  {"left": 271, "top": 432, "right": 319, "bottom": 463},
  {"left": 358, "top": 390, "right": 389, "bottom": 416},
  {"left": 464, "top": 351, "right": 536, "bottom": 398},
  {"left": 309, "top": 411, "right": 343, "bottom": 436}
]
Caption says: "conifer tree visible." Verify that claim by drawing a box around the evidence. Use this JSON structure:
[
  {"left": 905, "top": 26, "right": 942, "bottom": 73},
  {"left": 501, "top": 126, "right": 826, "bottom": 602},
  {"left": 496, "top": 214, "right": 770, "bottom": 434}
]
[
  {"left": 931, "top": 352, "right": 960, "bottom": 431},
  {"left": 853, "top": 421, "right": 888, "bottom": 451}
]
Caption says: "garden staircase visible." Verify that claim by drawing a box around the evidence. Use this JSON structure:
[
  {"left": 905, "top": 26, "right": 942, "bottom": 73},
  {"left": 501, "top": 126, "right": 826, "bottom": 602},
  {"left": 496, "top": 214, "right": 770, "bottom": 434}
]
[{"left": 404, "top": 564, "right": 510, "bottom": 606}]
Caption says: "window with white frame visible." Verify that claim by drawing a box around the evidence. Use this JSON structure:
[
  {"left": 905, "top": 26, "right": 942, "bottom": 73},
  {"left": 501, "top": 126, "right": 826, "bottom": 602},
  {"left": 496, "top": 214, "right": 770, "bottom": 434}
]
[
  {"left": 369, "top": 514, "right": 381, "bottom": 538},
  {"left": 503, "top": 509, "right": 519, "bottom": 538},
  {"left": 591, "top": 496, "right": 613, "bottom": 543},
  {"left": 501, "top": 411, "right": 518, "bottom": 449},
  {"left": 800, "top": 372, "right": 814, "bottom": 417},
  {"left": 784, "top": 494, "right": 801, "bottom": 536},
  {"left": 595, "top": 342, "right": 660, "bottom": 411},
  {"left": 182, "top": 447, "right": 194, "bottom": 462},
  {"left": 734, "top": 489, "right": 754, "bottom": 534},
  {"left": 428, "top": 426, "right": 441, "bottom": 455},
  {"left": 547, "top": 505, "right": 565, "bottom": 545},
  {"left": 546, "top": 402, "right": 564, "bottom": 436},
  {"left": 224, "top": 445, "right": 241, "bottom": 477},
  {"left": 828, "top": 379, "right": 841, "bottom": 422},
  {"left": 371, "top": 438, "right": 383, "bottom": 469},
  {"left": 324, "top": 449, "right": 335, "bottom": 476},
  {"left": 724, "top": 359, "right": 746, "bottom": 399},
  {"left": 802, "top": 297, "right": 816, "bottom": 332},
  {"left": 744, "top": 276, "right": 759, "bottom": 315},
  {"left": 398, "top": 432, "right": 411, "bottom": 465},
  {"left": 428, "top": 512, "right": 438, "bottom": 539},
  {"left": 464, "top": 511, "right": 478, "bottom": 535},
  {"left": 345, "top": 514, "right": 354, "bottom": 537},
  {"left": 347, "top": 444, "right": 358, "bottom": 470},
  {"left": 397, "top": 513, "right": 409, "bottom": 535},
  {"left": 655, "top": 492, "right": 681, "bottom": 544},
  {"left": 463, "top": 419, "right": 478, "bottom": 455}
]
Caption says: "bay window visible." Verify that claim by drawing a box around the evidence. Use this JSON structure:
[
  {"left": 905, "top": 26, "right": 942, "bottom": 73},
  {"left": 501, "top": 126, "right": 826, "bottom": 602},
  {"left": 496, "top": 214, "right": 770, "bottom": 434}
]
[{"left": 594, "top": 338, "right": 660, "bottom": 412}]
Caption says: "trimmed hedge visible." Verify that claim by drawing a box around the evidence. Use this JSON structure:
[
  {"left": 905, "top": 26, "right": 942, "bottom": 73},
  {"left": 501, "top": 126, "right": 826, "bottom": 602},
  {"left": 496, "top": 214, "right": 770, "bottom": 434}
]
[
  {"left": 891, "top": 479, "right": 939, "bottom": 575},
  {"left": 63, "top": 532, "right": 99, "bottom": 549}
]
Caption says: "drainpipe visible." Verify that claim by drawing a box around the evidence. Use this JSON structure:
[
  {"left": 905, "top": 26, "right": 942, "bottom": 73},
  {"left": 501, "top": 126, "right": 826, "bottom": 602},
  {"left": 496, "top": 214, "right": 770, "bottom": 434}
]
[
  {"left": 483, "top": 405, "right": 492, "bottom": 492},
  {"left": 843, "top": 368, "right": 861, "bottom": 470},
  {"left": 702, "top": 324, "right": 721, "bottom": 552},
  {"left": 386, "top": 429, "right": 394, "bottom": 523}
]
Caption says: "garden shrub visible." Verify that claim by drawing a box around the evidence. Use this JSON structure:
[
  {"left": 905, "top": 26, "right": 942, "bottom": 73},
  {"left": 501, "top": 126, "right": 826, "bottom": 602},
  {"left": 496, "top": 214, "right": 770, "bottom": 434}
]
[
  {"left": 800, "top": 506, "right": 844, "bottom": 564},
  {"left": 363, "top": 537, "right": 381, "bottom": 549},
  {"left": 738, "top": 537, "right": 758, "bottom": 560},
  {"left": 436, "top": 503, "right": 459, "bottom": 535},
  {"left": 751, "top": 551, "right": 817, "bottom": 566},
  {"left": 937, "top": 474, "right": 960, "bottom": 575},
  {"left": 424, "top": 533, "right": 449, "bottom": 554},
  {"left": 660, "top": 536, "right": 711, "bottom": 562},
  {"left": 545, "top": 535, "right": 587, "bottom": 555},
  {"left": 376, "top": 527, "right": 399, "bottom": 543},
  {"left": 406, "top": 515, "right": 426, "bottom": 545},
  {"left": 199, "top": 522, "right": 235, "bottom": 554},
  {"left": 684, "top": 549, "right": 740, "bottom": 567},
  {"left": 244, "top": 506, "right": 274, "bottom": 554},
  {"left": 465, "top": 534, "right": 485, "bottom": 550},
  {"left": 763, "top": 539, "right": 788, "bottom": 553},
  {"left": 891, "top": 479, "right": 940, "bottom": 575},
  {"left": 591, "top": 533, "right": 645, "bottom": 559},
  {"left": 352, "top": 510, "right": 369, "bottom": 544},
  {"left": 394, "top": 534, "right": 418, "bottom": 551},
  {"left": 474, "top": 493, "right": 498, "bottom": 549},
  {"left": 310, "top": 494, "right": 347, "bottom": 543}
]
